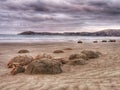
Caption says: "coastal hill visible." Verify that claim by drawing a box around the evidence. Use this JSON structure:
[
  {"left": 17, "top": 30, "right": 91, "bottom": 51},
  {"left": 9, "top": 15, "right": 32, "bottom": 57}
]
[{"left": 18, "top": 29, "right": 120, "bottom": 36}]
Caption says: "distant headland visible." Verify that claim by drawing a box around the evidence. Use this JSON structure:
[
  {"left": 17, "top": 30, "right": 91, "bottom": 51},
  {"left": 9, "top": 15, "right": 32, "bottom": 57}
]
[{"left": 18, "top": 29, "right": 120, "bottom": 36}]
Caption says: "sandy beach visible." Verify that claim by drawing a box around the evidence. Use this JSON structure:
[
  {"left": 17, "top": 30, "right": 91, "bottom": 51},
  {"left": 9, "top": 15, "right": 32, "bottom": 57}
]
[{"left": 0, "top": 41, "right": 120, "bottom": 90}]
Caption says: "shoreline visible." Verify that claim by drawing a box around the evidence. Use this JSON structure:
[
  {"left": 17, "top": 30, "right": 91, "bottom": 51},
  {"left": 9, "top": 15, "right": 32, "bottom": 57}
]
[{"left": 0, "top": 41, "right": 74, "bottom": 46}]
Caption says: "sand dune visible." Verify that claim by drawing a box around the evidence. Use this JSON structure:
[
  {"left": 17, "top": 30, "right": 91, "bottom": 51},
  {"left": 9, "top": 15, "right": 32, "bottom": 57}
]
[{"left": 0, "top": 42, "right": 120, "bottom": 90}]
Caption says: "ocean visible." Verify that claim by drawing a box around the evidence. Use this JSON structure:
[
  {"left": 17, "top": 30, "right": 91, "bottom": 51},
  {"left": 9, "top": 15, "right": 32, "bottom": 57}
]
[{"left": 0, "top": 34, "right": 120, "bottom": 43}]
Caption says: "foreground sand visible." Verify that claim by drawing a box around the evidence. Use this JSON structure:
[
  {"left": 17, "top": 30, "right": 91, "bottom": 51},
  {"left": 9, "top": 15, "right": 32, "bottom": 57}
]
[{"left": 0, "top": 41, "right": 120, "bottom": 90}]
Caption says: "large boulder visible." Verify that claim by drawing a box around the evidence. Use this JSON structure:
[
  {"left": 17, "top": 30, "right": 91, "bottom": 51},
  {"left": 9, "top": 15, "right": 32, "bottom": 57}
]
[
  {"left": 53, "top": 50, "right": 64, "bottom": 53},
  {"left": 77, "top": 40, "right": 83, "bottom": 43},
  {"left": 68, "top": 59, "right": 87, "bottom": 65},
  {"left": 25, "top": 59, "right": 62, "bottom": 74},
  {"left": 53, "top": 57, "right": 67, "bottom": 64},
  {"left": 10, "top": 64, "right": 25, "bottom": 75},
  {"left": 69, "top": 54, "right": 88, "bottom": 60},
  {"left": 8, "top": 55, "right": 34, "bottom": 68},
  {"left": 35, "top": 54, "right": 53, "bottom": 60},
  {"left": 81, "top": 50, "right": 100, "bottom": 59},
  {"left": 68, "top": 54, "right": 88, "bottom": 65}
]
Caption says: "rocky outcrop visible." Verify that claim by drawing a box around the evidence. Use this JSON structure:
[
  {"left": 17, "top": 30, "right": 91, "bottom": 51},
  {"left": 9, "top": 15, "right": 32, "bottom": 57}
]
[{"left": 18, "top": 29, "right": 120, "bottom": 36}]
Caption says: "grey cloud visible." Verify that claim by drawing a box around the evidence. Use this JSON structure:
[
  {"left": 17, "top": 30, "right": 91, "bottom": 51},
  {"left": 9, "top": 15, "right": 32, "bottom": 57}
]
[
  {"left": 1, "top": 0, "right": 120, "bottom": 15},
  {"left": 88, "top": 1, "right": 108, "bottom": 7},
  {"left": 0, "top": 0, "right": 120, "bottom": 34}
]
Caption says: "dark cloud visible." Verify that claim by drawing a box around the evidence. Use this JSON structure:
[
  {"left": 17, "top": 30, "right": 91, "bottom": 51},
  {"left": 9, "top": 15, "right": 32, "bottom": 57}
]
[
  {"left": 88, "top": 1, "right": 108, "bottom": 7},
  {"left": 87, "top": 1, "right": 120, "bottom": 15},
  {"left": 4, "top": 1, "right": 49, "bottom": 12},
  {"left": 104, "top": 6, "right": 120, "bottom": 15}
]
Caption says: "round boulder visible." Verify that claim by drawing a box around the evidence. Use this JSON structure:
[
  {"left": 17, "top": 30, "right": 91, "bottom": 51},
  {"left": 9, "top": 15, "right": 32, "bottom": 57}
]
[
  {"left": 68, "top": 59, "right": 87, "bottom": 65},
  {"left": 77, "top": 41, "right": 83, "bottom": 43},
  {"left": 69, "top": 54, "right": 88, "bottom": 60},
  {"left": 64, "top": 48, "right": 72, "bottom": 50},
  {"left": 108, "top": 39, "right": 116, "bottom": 42},
  {"left": 53, "top": 50, "right": 64, "bottom": 53},
  {"left": 53, "top": 57, "right": 67, "bottom": 64},
  {"left": 102, "top": 40, "right": 107, "bottom": 42},
  {"left": 81, "top": 50, "right": 100, "bottom": 59},
  {"left": 93, "top": 41, "right": 98, "bottom": 43},
  {"left": 8, "top": 55, "right": 34, "bottom": 68},
  {"left": 18, "top": 49, "right": 29, "bottom": 53},
  {"left": 25, "top": 59, "right": 62, "bottom": 74},
  {"left": 35, "top": 54, "right": 53, "bottom": 60},
  {"left": 10, "top": 65, "right": 25, "bottom": 75}
]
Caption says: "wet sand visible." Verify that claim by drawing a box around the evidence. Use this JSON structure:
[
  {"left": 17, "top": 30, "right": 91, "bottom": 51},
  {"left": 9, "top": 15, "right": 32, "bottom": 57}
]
[{"left": 0, "top": 41, "right": 120, "bottom": 90}]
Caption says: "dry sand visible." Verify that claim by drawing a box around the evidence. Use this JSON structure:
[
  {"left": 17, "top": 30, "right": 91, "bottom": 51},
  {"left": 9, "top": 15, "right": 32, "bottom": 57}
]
[{"left": 0, "top": 41, "right": 120, "bottom": 90}]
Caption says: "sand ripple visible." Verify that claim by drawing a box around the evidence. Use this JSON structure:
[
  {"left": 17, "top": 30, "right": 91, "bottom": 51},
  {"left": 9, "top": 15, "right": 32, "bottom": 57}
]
[{"left": 0, "top": 65, "right": 120, "bottom": 90}]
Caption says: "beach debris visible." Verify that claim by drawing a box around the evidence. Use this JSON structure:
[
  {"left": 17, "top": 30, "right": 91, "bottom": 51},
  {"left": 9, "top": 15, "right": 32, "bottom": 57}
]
[
  {"left": 77, "top": 40, "right": 83, "bottom": 43},
  {"left": 10, "top": 64, "right": 25, "bottom": 75},
  {"left": 53, "top": 50, "right": 64, "bottom": 53},
  {"left": 64, "top": 48, "right": 73, "bottom": 50},
  {"left": 102, "top": 40, "right": 107, "bottom": 42},
  {"left": 25, "top": 59, "right": 62, "bottom": 74},
  {"left": 8, "top": 55, "right": 34, "bottom": 68},
  {"left": 81, "top": 50, "right": 100, "bottom": 59},
  {"left": 68, "top": 59, "right": 87, "bottom": 65},
  {"left": 108, "top": 39, "right": 116, "bottom": 42},
  {"left": 69, "top": 54, "right": 88, "bottom": 60},
  {"left": 18, "top": 49, "right": 30, "bottom": 53}
]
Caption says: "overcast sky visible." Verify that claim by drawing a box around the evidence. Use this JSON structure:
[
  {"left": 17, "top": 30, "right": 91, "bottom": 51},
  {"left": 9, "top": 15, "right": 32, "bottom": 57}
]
[{"left": 0, "top": 0, "right": 120, "bottom": 34}]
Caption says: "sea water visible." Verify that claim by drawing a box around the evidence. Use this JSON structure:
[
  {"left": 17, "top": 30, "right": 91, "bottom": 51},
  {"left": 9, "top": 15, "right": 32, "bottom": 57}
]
[{"left": 0, "top": 34, "right": 120, "bottom": 43}]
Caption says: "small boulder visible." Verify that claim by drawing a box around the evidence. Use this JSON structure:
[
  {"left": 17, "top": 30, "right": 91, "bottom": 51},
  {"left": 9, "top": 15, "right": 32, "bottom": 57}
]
[
  {"left": 77, "top": 41, "right": 83, "bottom": 43},
  {"left": 18, "top": 49, "right": 29, "bottom": 53},
  {"left": 93, "top": 41, "right": 98, "bottom": 43},
  {"left": 64, "top": 48, "right": 72, "bottom": 50},
  {"left": 108, "top": 39, "right": 116, "bottom": 42},
  {"left": 81, "top": 50, "right": 100, "bottom": 59},
  {"left": 25, "top": 59, "right": 62, "bottom": 74},
  {"left": 53, "top": 50, "right": 64, "bottom": 53},
  {"left": 8, "top": 55, "right": 33, "bottom": 68},
  {"left": 102, "top": 40, "right": 107, "bottom": 42}
]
